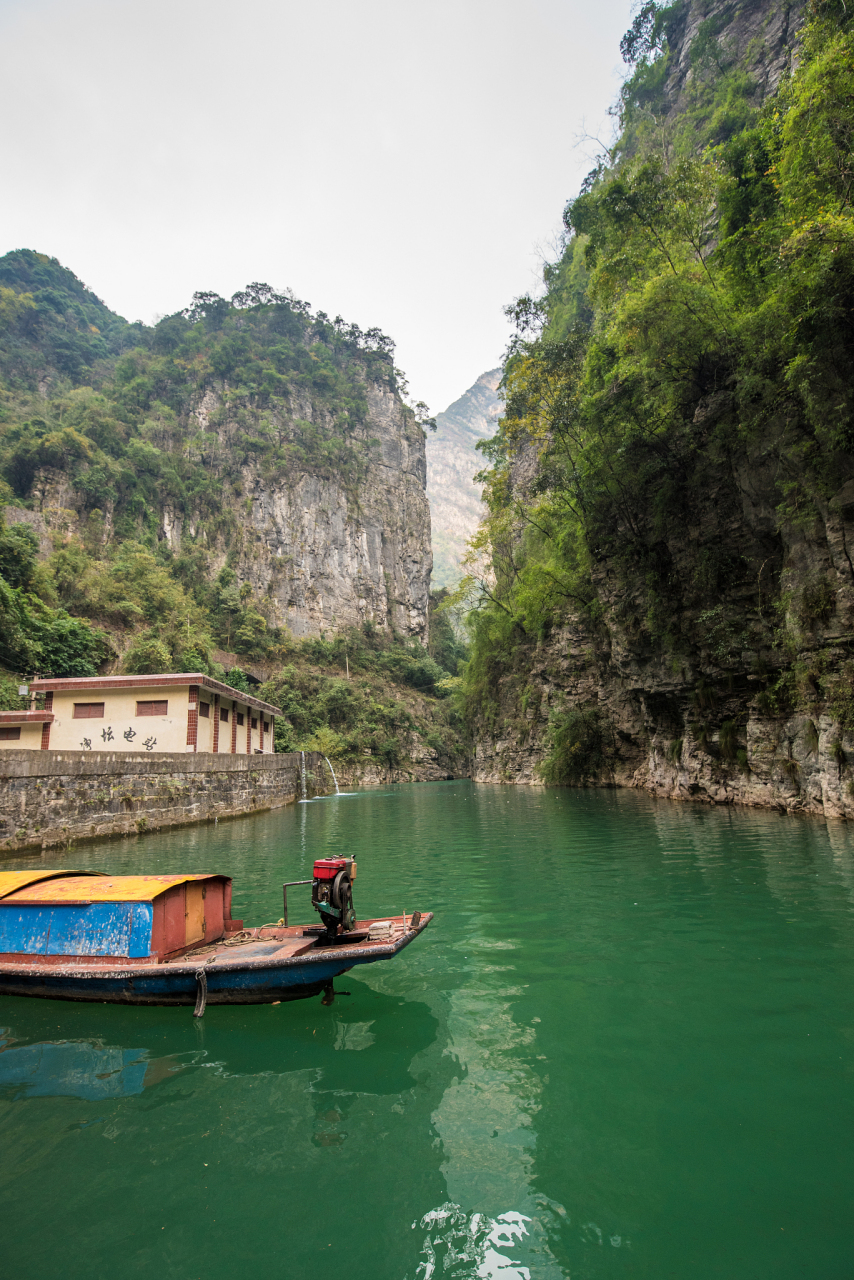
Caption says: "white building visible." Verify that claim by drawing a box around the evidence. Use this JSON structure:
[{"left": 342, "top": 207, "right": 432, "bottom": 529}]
[{"left": 0, "top": 674, "right": 281, "bottom": 754}]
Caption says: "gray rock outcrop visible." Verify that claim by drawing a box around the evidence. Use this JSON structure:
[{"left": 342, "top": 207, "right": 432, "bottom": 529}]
[
  {"left": 427, "top": 369, "right": 502, "bottom": 588},
  {"left": 472, "top": 406, "right": 854, "bottom": 819},
  {"left": 14, "top": 372, "right": 433, "bottom": 646},
  {"left": 662, "top": 0, "right": 806, "bottom": 113},
  {"left": 227, "top": 381, "right": 431, "bottom": 641}
]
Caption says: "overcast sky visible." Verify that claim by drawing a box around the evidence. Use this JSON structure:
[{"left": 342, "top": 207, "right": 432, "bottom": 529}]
[{"left": 0, "top": 0, "right": 634, "bottom": 413}]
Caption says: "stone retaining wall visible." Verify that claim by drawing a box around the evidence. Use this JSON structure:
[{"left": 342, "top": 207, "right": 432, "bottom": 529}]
[{"left": 0, "top": 750, "right": 329, "bottom": 855}]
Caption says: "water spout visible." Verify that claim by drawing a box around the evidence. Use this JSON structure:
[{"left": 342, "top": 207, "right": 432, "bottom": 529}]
[
  {"left": 323, "top": 755, "right": 341, "bottom": 795},
  {"left": 300, "top": 750, "right": 307, "bottom": 801}
]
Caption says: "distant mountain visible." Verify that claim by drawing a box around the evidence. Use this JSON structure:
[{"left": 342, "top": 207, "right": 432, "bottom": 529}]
[{"left": 427, "top": 369, "right": 502, "bottom": 589}]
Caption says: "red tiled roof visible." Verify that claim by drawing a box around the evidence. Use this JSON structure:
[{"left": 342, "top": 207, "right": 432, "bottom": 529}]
[{"left": 0, "top": 711, "right": 54, "bottom": 724}]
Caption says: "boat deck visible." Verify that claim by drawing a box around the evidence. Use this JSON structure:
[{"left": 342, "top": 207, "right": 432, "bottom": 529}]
[
  {"left": 169, "top": 918, "right": 411, "bottom": 967},
  {"left": 0, "top": 914, "right": 430, "bottom": 973}
]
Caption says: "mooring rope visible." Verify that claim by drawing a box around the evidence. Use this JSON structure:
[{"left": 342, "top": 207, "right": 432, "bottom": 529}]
[{"left": 193, "top": 965, "right": 208, "bottom": 1018}]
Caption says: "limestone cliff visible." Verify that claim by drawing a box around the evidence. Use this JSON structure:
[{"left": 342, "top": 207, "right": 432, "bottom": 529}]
[
  {"left": 9, "top": 374, "right": 431, "bottom": 645},
  {"left": 467, "top": 0, "right": 854, "bottom": 820},
  {"left": 427, "top": 369, "right": 501, "bottom": 588},
  {"left": 186, "top": 380, "right": 430, "bottom": 641},
  {"left": 473, "top": 450, "right": 854, "bottom": 820},
  {"left": 0, "top": 256, "right": 432, "bottom": 658},
  {"left": 660, "top": 0, "right": 806, "bottom": 116}
]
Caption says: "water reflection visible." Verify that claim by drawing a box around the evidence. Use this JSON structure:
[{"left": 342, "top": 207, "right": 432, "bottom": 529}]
[
  {"left": 0, "top": 980, "right": 453, "bottom": 1280},
  {"left": 0, "top": 1030, "right": 189, "bottom": 1101},
  {"left": 407, "top": 908, "right": 567, "bottom": 1274},
  {"left": 2, "top": 782, "right": 853, "bottom": 1279}
]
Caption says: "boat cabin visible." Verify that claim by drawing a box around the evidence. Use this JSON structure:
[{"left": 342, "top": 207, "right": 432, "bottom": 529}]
[{"left": 0, "top": 871, "right": 241, "bottom": 962}]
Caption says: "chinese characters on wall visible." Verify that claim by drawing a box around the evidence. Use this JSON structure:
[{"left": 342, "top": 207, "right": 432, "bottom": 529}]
[{"left": 80, "top": 727, "right": 156, "bottom": 751}]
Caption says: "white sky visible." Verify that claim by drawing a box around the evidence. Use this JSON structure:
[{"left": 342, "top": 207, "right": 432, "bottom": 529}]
[{"left": 0, "top": 0, "right": 634, "bottom": 413}]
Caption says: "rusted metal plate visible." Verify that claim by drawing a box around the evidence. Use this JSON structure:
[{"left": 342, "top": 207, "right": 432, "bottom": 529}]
[
  {"left": 3, "top": 874, "right": 226, "bottom": 904},
  {"left": 0, "top": 901, "right": 153, "bottom": 957},
  {"left": 0, "top": 870, "right": 103, "bottom": 901},
  {"left": 153, "top": 884, "right": 187, "bottom": 954}
]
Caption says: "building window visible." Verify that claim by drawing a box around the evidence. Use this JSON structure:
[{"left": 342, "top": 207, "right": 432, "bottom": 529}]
[
  {"left": 251, "top": 717, "right": 258, "bottom": 730},
  {"left": 199, "top": 702, "right": 210, "bottom": 718},
  {"left": 264, "top": 721, "right": 270, "bottom": 732},
  {"left": 137, "top": 700, "right": 168, "bottom": 716},
  {"left": 0, "top": 727, "right": 21, "bottom": 741},
  {"left": 236, "top": 712, "right": 244, "bottom": 727},
  {"left": 220, "top": 707, "right": 229, "bottom": 722},
  {"left": 73, "top": 703, "right": 105, "bottom": 719}
]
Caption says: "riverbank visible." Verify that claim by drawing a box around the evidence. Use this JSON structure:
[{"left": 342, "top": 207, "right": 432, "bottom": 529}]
[
  {"left": 325, "top": 755, "right": 469, "bottom": 789},
  {"left": 472, "top": 698, "right": 854, "bottom": 821},
  {"left": 0, "top": 749, "right": 332, "bottom": 856}
]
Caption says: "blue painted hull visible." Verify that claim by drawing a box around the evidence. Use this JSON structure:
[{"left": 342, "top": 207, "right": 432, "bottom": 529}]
[{"left": 0, "top": 915, "right": 431, "bottom": 1006}]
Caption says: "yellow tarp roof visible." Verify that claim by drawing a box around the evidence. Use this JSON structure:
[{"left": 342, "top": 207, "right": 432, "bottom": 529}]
[
  {"left": 0, "top": 870, "right": 103, "bottom": 902},
  {"left": 1, "top": 874, "right": 226, "bottom": 904}
]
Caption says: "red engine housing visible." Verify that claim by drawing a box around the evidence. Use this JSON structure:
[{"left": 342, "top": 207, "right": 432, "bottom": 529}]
[{"left": 313, "top": 858, "right": 347, "bottom": 881}]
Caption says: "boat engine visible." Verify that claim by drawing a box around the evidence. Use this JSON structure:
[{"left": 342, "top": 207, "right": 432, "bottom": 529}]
[{"left": 311, "top": 858, "right": 357, "bottom": 941}]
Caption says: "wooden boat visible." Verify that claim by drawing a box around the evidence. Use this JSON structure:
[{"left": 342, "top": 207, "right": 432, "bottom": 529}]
[{"left": 0, "top": 861, "right": 431, "bottom": 1015}]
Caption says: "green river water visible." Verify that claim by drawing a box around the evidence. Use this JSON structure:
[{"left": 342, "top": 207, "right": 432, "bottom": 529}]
[{"left": 1, "top": 781, "right": 852, "bottom": 1279}]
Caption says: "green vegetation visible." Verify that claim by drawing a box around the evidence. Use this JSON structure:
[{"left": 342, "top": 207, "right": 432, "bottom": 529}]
[
  {"left": 0, "top": 253, "right": 404, "bottom": 672},
  {"left": 540, "top": 703, "right": 612, "bottom": 785},
  {"left": 0, "top": 514, "right": 107, "bottom": 682},
  {"left": 1, "top": 267, "right": 399, "bottom": 534},
  {"left": 0, "top": 258, "right": 401, "bottom": 641},
  {"left": 0, "top": 255, "right": 466, "bottom": 768},
  {"left": 457, "top": 0, "right": 854, "bottom": 780},
  {"left": 258, "top": 618, "right": 466, "bottom": 771}
]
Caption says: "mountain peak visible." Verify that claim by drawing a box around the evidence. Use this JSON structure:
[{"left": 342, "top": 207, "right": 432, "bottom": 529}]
[{"left": 427, "top": 368, "right": 503, "bottom": 589}]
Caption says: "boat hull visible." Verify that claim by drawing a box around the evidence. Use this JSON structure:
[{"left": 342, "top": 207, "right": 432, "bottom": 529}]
[{"left": 0, "top": 914, "right": 431, "bottom": 1006}]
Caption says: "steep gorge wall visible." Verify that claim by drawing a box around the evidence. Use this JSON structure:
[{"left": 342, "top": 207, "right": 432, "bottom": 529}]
[
  {"left": 0, "top": 259, "right": 434, "bottom": 658},
  {"left": 8, "top": 380, "right": 431, "bottom": 652},
  {"left": 469, "top": 0, "right": 854, "bottom": 820},
  {"left": 473, "top": 451, "right": 854, "bottom": 820},
  {"left": 660, "top": 0, "right": 806, "bottom": 115},
  {"left": 427, "top": 370, "right": 502, "bottom": 588},
  {"left": 186, "top": 380, "right": 431, "bottom": 641}
]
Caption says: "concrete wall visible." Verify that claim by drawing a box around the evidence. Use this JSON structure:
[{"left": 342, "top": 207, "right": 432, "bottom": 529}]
[{"left": 0, "top": 750, "right": 328, "bottom": 855}]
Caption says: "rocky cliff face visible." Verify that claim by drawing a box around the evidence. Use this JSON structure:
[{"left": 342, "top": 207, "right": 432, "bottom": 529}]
[
  {"left": 0, "top": 256, "right": 433, "bottom": 652},
  {"left": 427, "top": 369, "right": 502, "bottom": 588},
  {"left": 188, "top": 381, "right": 431, "bottom": 641},
  {"left": 469, "top": 0, "right": 854, "bottom": 820},
  {"left": 661, "top": 0, "right": 806, "bottom": 112},
  {"left": 473, "top": 450, "right": 854, "bottom": 820},
  {"left": 6, "top": 373, "right": 432, "bottom": 645}
]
